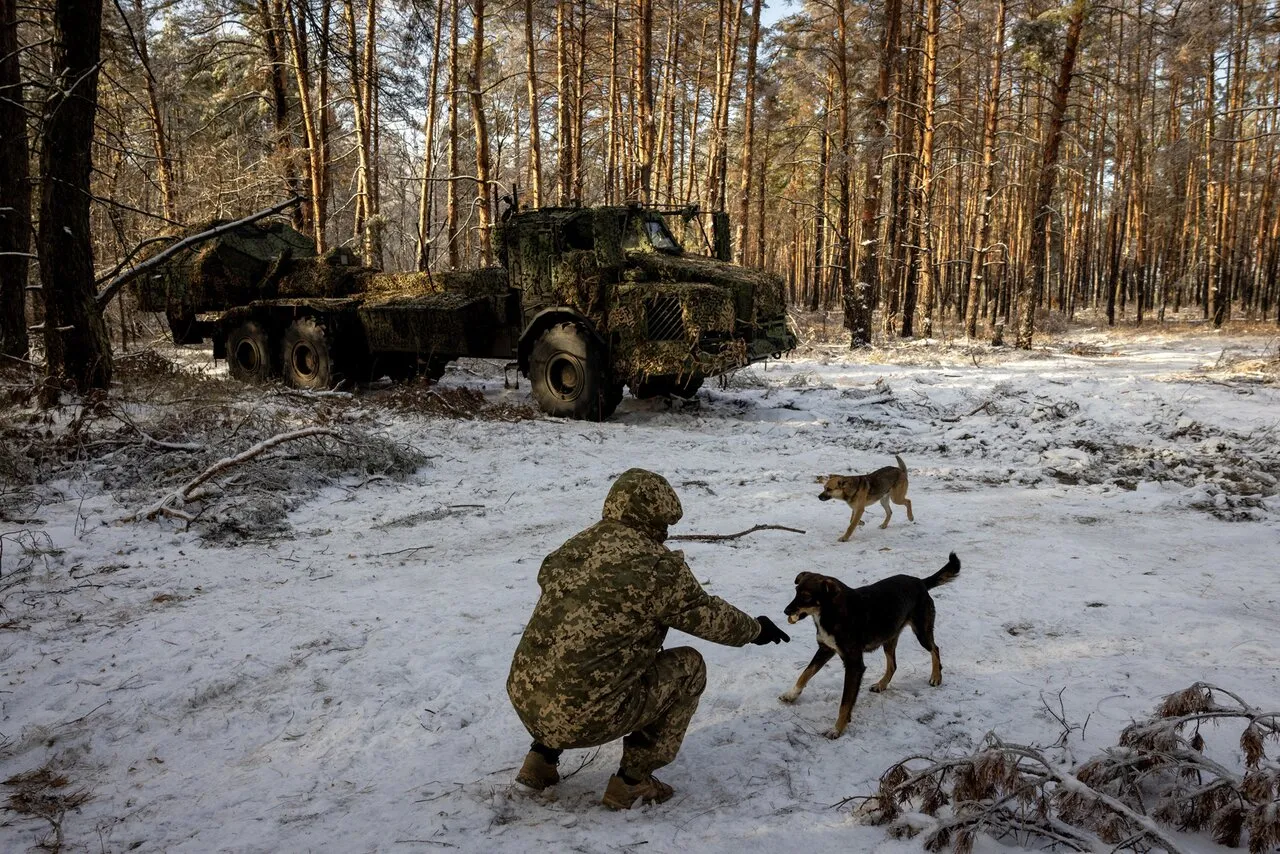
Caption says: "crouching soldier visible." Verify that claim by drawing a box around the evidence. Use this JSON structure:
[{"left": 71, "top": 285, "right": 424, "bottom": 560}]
[{"left": 506, "top": 468, "right": 790, "bottom": 810}]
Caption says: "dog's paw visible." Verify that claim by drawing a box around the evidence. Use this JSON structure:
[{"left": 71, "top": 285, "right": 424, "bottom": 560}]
[
  {"left": 778, "top": 691, "right": 800, "bottom": 704},
  {"left": 869, "top": 684, "right": 884, "bottom": 693},
  {"left": 823, "top": 727, "right": 845, "bottom": 740},
  {"left": 837, "top": 535, "right": 850, "bottom": 543},
  {"left": 929, "top": 675, "right": 942, "bottom": 687}
]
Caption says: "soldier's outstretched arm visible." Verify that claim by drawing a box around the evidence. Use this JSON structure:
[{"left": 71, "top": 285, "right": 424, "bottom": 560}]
[{"left": 654, "top": 552, "right": 762, "bottom": 646}]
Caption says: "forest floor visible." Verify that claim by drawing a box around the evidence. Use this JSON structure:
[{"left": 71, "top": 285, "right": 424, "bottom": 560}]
[{"left": 1, "top": 312, "right": 1277, "bottom": 853}]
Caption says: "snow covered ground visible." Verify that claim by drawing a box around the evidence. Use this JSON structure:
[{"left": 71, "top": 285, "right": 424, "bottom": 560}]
[{"left": 2, "top": 323, "right": 1278, "bottom": 853}]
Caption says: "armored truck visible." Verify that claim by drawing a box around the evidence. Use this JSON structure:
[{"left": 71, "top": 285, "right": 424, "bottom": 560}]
[{"left": 135, "top": 204, "right": 796, "bottom": 420}]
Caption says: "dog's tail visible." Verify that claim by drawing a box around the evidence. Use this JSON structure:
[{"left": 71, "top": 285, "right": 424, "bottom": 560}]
[
  {"left": 923, "top": 553, "right": 960, "bottom": 589},
  {"left": 895, "top": 454, "right": 907, "bottom": 473}
]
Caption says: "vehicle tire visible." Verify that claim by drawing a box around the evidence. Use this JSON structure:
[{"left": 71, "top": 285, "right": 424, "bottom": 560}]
[
  {"left": 281, "top": 316, "right": 339, "bottom": 390},
  {"left": 226, "top": 320, "right": 273, "bottom": 384},
  {"left": 630, "top": 375, "right": 704, "bottom": 400},
  {"left": 529, "top": 323, "right": 616, "bottom": 420}
]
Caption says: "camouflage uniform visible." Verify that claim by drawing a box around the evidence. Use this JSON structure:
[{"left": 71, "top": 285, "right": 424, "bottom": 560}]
[{"left": 507, "top": 469, "right": 761, "bottom": 778}]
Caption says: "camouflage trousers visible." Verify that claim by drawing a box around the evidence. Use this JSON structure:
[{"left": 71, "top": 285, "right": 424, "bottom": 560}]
[{"left": 533, "top": 647, "right": 707, "bottom": 778}]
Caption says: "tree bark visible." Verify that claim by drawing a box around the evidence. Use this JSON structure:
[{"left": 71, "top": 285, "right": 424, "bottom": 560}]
[
  {"left": 555, "top": 0, "right": 572, "bottom": 203},
  {"left": 258, "top": 0, "right": 304, "bottom": 230},
  {"left": 119, "top": 0, "right": 177, "bottom": 222},
  {"left": 964, "top": 0, "right": 1006, "bottom": 339},
  {"left": 38, "top": 0, "right": 113, "bottom": 394},
  {"left": 634, "top": 0, "right": 655, "bottom": 202},
  {"left": 733, "top": 0, "right": 762, "bottom": 264},
  {"left": 415, "top": 1, "right": 445, "bottom": 270},
  {"left": 524, "top": 0, "right": 543, "bottom": 207},
  {"left": 0, "top": 0, "right": 29, "bottom": 359},
  {"left": 471, "top": 0, "right": 493, "bottom": 264},
  {"left": 283, "top": 0, "right": 327, "bottom": 251},
  {"left": 446, "top": 0, "right": 461, "bottom": 267},
  {"left": 912, "top": 0, "right": 940, "bottom": 337},
  {"left": 1016, "top": 0, "right": 1086, "bottom": 349},
  {"left": 850, "top": 0, "right": 901, "bottom": 344}
]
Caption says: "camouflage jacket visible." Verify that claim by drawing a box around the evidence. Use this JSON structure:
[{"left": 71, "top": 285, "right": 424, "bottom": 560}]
[{"left": 507, "top": 469, "right": 761, "bottom": 737}]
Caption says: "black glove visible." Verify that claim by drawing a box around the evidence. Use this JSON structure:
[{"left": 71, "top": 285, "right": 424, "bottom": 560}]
[{"left": 752, "top": 615, "right": 790, "bottom": 645}]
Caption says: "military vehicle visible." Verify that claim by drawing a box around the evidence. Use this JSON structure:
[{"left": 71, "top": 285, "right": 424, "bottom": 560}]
[{"left": 134, "top": 204, "right": 796, "bottom": 420}]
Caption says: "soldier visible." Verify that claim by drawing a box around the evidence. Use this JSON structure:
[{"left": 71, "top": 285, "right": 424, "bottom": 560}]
[{"left": 507, "top": 468, "right": 791, "bottom": 810}]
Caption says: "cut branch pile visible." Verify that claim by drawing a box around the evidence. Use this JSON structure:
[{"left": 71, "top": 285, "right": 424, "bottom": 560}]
[
  {"left": 123, "top": 426, "right": 340, "bottom": 524},
  {"left": 860, "top": 683, "right": 1280, "bottom": 853}
]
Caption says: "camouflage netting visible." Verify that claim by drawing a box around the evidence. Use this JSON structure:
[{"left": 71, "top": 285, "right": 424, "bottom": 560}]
[
  {"left": 132, "top": 219, "right": 317, "bottom": 314},
  {"left": 358, "top": 292, "right": 502, "bottom": 355},
  {"left": 274, "top": 251, "right": 368, "bottom": 298},
  {"left": 607, "top": 281, "right": 742, "bottom": 384},
  {"left": 550, "top": 250, "right": 607, "bottom": 317},
  {"left": 360, "top": 267, "right": 508, "bottom": 302},
  {"left": 626, "top": 250, "right": 789, "bottom": 323}
]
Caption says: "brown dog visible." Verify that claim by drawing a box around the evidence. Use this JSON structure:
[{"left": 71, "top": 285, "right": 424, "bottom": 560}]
[
  {"left": 779, "top": 553, "right": 959, "bottom": 739},
  {"left": 815, "top": 455, "right": 913, "bottom": 541}
]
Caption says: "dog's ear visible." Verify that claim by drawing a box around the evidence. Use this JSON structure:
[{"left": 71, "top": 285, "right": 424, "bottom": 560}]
[
  {"left": 813, "top": 475, "right": 828, "bottom": 484},
  {"left": 794, "top": 572, "right": 808, "bottom": 586},
  {"left": 822, "top": 577, "right": 842, "bottom": 598}
]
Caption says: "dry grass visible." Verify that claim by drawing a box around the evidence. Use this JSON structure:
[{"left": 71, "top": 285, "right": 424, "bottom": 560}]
[{"left": 3, "top": 764, "right": 92, "bottom": 853}]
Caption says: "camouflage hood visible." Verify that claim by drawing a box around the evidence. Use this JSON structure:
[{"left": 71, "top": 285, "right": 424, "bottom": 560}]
[
  {"left": 625, "top": 251, "right": 789, "bottom": 321},
  {"left": 601, "top": 468, "right": 683, "bottom": 541}
]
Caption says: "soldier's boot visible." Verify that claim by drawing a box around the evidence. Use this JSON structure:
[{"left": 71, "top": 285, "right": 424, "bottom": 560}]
[
  {"left": 601, "top": 774, "right": 674, "bottom": 810},
  {"left": 515, "top": 749, "right": 560, "bottom": 790}
]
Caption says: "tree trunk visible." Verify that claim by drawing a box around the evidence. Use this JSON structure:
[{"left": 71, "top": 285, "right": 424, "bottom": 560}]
[
  {"left": 1016, "top": 0, "right": 1086, "bottom": 350},
  {"left": 555, "top": 0, "right": 572, "bottom": 203},
  {"left": 964, "top": 0, "right": 1006, "bottom": 338},
  {"left": 123, "top": 0, "right": 177, "bottom": 222},
  {"left": 415, "top": 1, "right": 445, "bottom": 270},
  {"left": 850, "top": 0, "right": 901, "bottom": 344},
  {"left": 809, "top": 101, "right": 829, "bottom": 312},
  {"left": 471, "top": 0, "right": 493, "bottom": 264},
  {"left": 38, "top": 0, "right": 112, "bottom": 395},
  {"left": 284, "top": 0, "right": 327, "bottom": 251},
  {"left": 912, "top": 0, "right": 940, "bottom": 338},
  {"left": 258, "top": 0, "right": 304, "bottom": 230},
  {"left": 734, "top": 0, "right": 762, "bottom": 265},
  {"left": 0, "top": 0, "right": 29, "bottom": 359},
  {"left": 446, "top": 0, "right": 461, "bottom": 267},
  {"left": 343, "top": 0, "right": 374, "bottom": 263},
  {"left": 634, "top": 0, "right": 655, "bottom": 202},
  {"left": 524, "top": 0, "right": 543, "bottom": 207}
]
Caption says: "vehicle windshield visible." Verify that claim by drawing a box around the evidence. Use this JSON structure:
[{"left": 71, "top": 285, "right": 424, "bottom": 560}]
[{"left": 624, "top": 215, "right": 683, "bottom": 255}]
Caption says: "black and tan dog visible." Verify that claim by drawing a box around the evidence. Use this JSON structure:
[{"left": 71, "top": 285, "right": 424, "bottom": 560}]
[
  {"left": 778, "top": 553, "right": 960, "bottom": 739},
  {"left": 815, "top": 455, "right": 913, "bottom": 542}
]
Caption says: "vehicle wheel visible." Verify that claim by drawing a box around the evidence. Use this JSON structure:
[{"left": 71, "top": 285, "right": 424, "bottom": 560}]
[
  {"left": 281, "top": 316, "right": 339, "bottom": 390},
  {"left": 226, "top": 320, "right": 273, "bottom": 384},
  {"left": 529, "top": 323, "right": 616, "bottom": 420},
  {"left": 630, "top": 375, "right": 704, "bottom": 400}
]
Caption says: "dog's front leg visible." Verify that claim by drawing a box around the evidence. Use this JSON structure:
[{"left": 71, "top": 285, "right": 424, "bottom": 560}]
[
  {"left": 826, "top": 655, "right": 866, "bottom": 739},
  {"left": 838, "top": 502, "right": 867, "bottom": 542},
  {"left": 779, "top": 646, "right": 835, "bottom": 703}
]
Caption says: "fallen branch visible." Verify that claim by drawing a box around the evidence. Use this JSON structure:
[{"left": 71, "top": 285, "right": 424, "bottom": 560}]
[
  {"left": 95, "top": 195, "right": 304, "bottom": 310},
  {"left": 123, "top": 426, "right": 339, "bottom": 523},
  {"left": 669, "top": 524, "right": 806, "bottom": 542},
  {"left": 861, "top": 683, "right": 1280, "bottom": 853}
]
